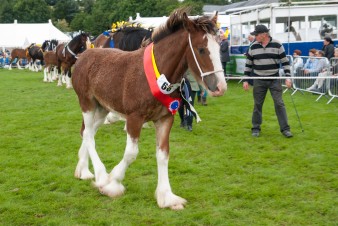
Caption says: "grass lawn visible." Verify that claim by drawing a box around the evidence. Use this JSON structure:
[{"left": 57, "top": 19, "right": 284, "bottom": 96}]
[{"left": 0, "top": 69, "right": 337, "bottom": 225}]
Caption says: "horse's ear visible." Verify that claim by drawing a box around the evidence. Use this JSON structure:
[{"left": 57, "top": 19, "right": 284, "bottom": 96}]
[
  {"left": 183, "top": 12, "right": 196, "bottom": 32},
  {"left": 211, "top": 11, "right": 218, "bottom": 24}
]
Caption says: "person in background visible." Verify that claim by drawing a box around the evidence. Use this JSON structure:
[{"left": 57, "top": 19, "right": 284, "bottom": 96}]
[
  {"left": 219, "top": 29, "right": 230, "bottom": 77},
  {"left": 307, "top": 48, "right": 338, "bottom": 92},
  {"left": 299, "top": 49, "right": 318, "bottom": 76},
  {"left": 322, "top": 36, "right": 335, "bottom": 60},
  {"left": 243, "top": 24, "right": 293, "bottom": 138},
  {"left": 304, "top": 50, "right": 329, "bottom": 75},
  {"left": 179, "top": 70, "right": 200, "bottom": 132},
  {"left": 292, "top": 49, "right": 303, "bottom": 75}
]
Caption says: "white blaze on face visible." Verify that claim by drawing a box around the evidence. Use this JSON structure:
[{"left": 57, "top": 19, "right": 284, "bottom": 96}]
[{"left": 206, "top": 33, "right": 227, "bottom": 94}]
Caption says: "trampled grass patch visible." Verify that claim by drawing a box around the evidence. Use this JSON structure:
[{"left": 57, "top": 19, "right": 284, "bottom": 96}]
[{"left": 0, "top": 69, "right": 337, "bottom": 225}]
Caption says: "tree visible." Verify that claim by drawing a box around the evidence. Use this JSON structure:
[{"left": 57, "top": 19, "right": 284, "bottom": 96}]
[
  {"left": 54, "top": 19, "right": 72, "bottom": 32},
  {"left": 45, "top": 0, "right": 58, "bottom": 6},
  {"left": 53, "top": 0, "right": 79, "bottom": 24},
  {"left": 0, "top": 0, "right": 16, "bottom": 23},
  {"left": 13, "top": 0, "right": 51, "bottom": 23}
]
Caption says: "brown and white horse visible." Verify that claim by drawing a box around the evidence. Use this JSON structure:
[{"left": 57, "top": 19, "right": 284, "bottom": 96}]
[
  {"left": 72, "top": 8, "right": 226, "bottom": 210},
  {"left": 55, "top": 33, "right": 89, "bottom": 88},
  {"left": 43, "top": 51, "right": 58, "bottom": 82},
  {"left": 8, "top": 48, "right": 31, "bottom": 70}
]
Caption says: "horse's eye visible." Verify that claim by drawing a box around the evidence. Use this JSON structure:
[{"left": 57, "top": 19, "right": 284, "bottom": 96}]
[{"left": 198, "top": 48, "right": 205, "bottom": 54}]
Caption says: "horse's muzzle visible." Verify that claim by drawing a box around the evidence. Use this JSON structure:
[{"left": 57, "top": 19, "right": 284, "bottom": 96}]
[{"left": 203, "top": 73, "right": 227, "bottom": 97}]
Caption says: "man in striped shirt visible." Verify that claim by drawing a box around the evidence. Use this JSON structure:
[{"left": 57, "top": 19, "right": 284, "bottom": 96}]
[{"left": 243, "top": 25, "right": 293, "bottom": 138}]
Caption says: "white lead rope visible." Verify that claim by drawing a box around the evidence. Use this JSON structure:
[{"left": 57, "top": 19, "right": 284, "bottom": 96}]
[
  {"left": 66, "top": 45, "right": 78, "bottom": 59},
  {"left": 188, "top": 33, "right": 223, "bottom": 77}
]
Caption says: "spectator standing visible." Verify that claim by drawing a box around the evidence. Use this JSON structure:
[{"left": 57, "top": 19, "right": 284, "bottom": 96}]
[
  {"left": 243, "top": 24, "right": 293, "bottom": 138},
  {"left": 322, "top": 36, "right": 335, "bottom": 60},
  {"left": 219, "top": 30, "right": 230, "bottom": 77}
]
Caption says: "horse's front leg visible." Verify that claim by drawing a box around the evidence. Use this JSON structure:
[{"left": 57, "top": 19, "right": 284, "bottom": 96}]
[
  {"left": 100, "top": 114, "right": 143, "bottom": 198},
  {"left": 57, "top": 63, "right": 63, "bottom": 86},
  {"left": 75, "top": 107, "right": 109, "bottom": 182},
  {"left": 154, "top": 115, "right": 187, "bottom": 210},
  {"left": 66, "top": 69, "right": 73, "bottom": 89},
  {"left": 43, "top": 67, "right": 48, "bottom": 82}
]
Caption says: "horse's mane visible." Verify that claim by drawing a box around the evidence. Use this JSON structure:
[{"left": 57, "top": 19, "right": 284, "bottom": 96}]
[
  {"left": 71, "top": 33, "right": 87, "bottom": 43},
  {"left": 118, "top": 26, "right": 153, "bottom": 35},
  {"left": 152, "top": 7, "right": 217, "bottom": 43}
]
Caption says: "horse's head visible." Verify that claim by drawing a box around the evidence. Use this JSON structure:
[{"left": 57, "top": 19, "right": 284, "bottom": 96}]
[
  {"left": 51, "top": 39, "right": 58, "bottom": 51},
  {"left": 183, "top": 12, "right": 227, "bottom": 97},
  {"left": 79, "top": 32, "right": 89, "bottom": 50},
  {"left": 41, "top": 40, "right": 50, "bottom": 51}
]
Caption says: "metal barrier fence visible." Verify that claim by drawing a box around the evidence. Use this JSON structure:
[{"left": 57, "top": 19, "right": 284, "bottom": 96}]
[
  {"left": 290, "top": 56, "right": 338, "bottom": 104},
  {"left": 228, "top": 55, "right": 338, "bottom": 104}
]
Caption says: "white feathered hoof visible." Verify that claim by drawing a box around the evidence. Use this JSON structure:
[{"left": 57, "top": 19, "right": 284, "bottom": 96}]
[
  {"left": 99, "top": 180, "right": 125, "bottom": 198},
  {"left": 74, "top": 165, "right": 94, "bottom": 180},
  {"left": 155, "top": 190, "right": 187, "bottom": 210}
]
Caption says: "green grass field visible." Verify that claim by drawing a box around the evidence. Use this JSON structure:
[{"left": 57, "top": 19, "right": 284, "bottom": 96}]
[{"left": 0, "top": 69, "right": 337, "bottom": 225}]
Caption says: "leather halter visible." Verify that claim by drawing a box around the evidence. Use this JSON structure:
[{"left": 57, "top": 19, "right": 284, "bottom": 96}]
[{"left": 188, "top": 33, "right": 223, "bottom": 78}]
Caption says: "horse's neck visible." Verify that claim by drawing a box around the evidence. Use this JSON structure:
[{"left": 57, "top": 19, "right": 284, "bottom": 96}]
[
  {"left": 153, "top": 31, "right": 188, "bottom": 83},
  {"left": 69, "top": 38, "right": 83, "bottom": 53}
]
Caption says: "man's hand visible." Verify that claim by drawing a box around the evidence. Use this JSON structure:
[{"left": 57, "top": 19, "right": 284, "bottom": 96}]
[
  {"left": 285, "top": 78, "right": 292, "bottom": 88},
  {"left": 243, "top": 81, "right": 250, "bottom": 91}
]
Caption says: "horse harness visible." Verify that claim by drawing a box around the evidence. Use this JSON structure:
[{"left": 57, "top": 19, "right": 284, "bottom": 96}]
[{"left": 62, "top": 43, "right": 78, "bottom": 59}]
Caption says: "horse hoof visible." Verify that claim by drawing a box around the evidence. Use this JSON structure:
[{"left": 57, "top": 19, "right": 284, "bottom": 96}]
[
  {"left": 74, "top": 169, "right": 94, "bottom": 180},
  {"left": 99, "top": 181, "right": 125, "bottom": 198},
  {"left": 170, "top": 204, "right": 185, "bottom": 210}
]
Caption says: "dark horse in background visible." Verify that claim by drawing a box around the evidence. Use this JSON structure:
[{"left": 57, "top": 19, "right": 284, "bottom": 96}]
[
  {"left": 55, "top": 32, "right": 89, "bottom": 88},
  {"left": 41, "top": 39, "right": 59, "bottom": 52},
  {"left": 72, "top": 8, "right": 226, "bottom": 209},
  {"left": 92, "top": 26, "right": 153, "bottom": 50},
  {"left": 26, "top": 43, "right": 44, "bottom": 72}
]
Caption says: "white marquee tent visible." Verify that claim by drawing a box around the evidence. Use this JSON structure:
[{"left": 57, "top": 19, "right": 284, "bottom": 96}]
[{"left": 0, "top": 20, "right": 71, "bottom": 49}]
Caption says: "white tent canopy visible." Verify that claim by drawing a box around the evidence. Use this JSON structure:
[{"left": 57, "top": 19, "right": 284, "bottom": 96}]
[{"left": 0, "top": 20, "right": 71, "bottom": 49}]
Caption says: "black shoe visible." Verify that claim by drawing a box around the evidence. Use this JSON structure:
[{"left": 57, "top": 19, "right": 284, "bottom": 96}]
[
  {"left": 252, "top": 130, "right": 260, "bottom": 137},
  {"left": 282, "top": 130, "right": 293, "bottom": 138},
  {"left": 186, "top": 125, "right": 192, "bottom": 132},
  {"left": 180, "top": 121, "right": 187, "bottom": 128}
]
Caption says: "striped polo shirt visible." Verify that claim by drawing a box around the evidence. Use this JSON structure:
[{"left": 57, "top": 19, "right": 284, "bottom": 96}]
[{"left": 244, "top": 37, "right": 291, "bottom": 79}]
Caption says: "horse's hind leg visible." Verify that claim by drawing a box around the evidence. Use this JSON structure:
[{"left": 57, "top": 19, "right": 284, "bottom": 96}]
[
  {"left": 154, "top": 115, "right": 187, "bottom": 210},
  {"left": 75, "top": 106, "right": 109, "bottom": 185},
  {"left": 100, "top": 115, "right": 143, "bottom": 198}
]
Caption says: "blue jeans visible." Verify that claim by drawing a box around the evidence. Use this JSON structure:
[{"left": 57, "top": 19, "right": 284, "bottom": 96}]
[{"left": 252, "top": 79, "right": 290, "bottom": 132}]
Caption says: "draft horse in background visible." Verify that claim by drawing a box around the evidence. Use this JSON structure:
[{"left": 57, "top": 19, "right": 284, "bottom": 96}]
[
  {"left": 43, "top": 51, "right": 58, "bottom": 82},
  {"left": 55, "top": 32, "right": 89, "bottom": 88},
  {"left": 8, "top": 48, "right": 31, "bottom": 70},
  {"left": 26, "top": 44, "right": 45, "bottom": 72},
  {"left": 92, "top": 26, "right": 153, "bottom": 49},
  {"left": 72, "top": 8, "right": 227, "bottom": 210},
  {"left": 42, "top": 40, "right": 59, "bottom": 82}
]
